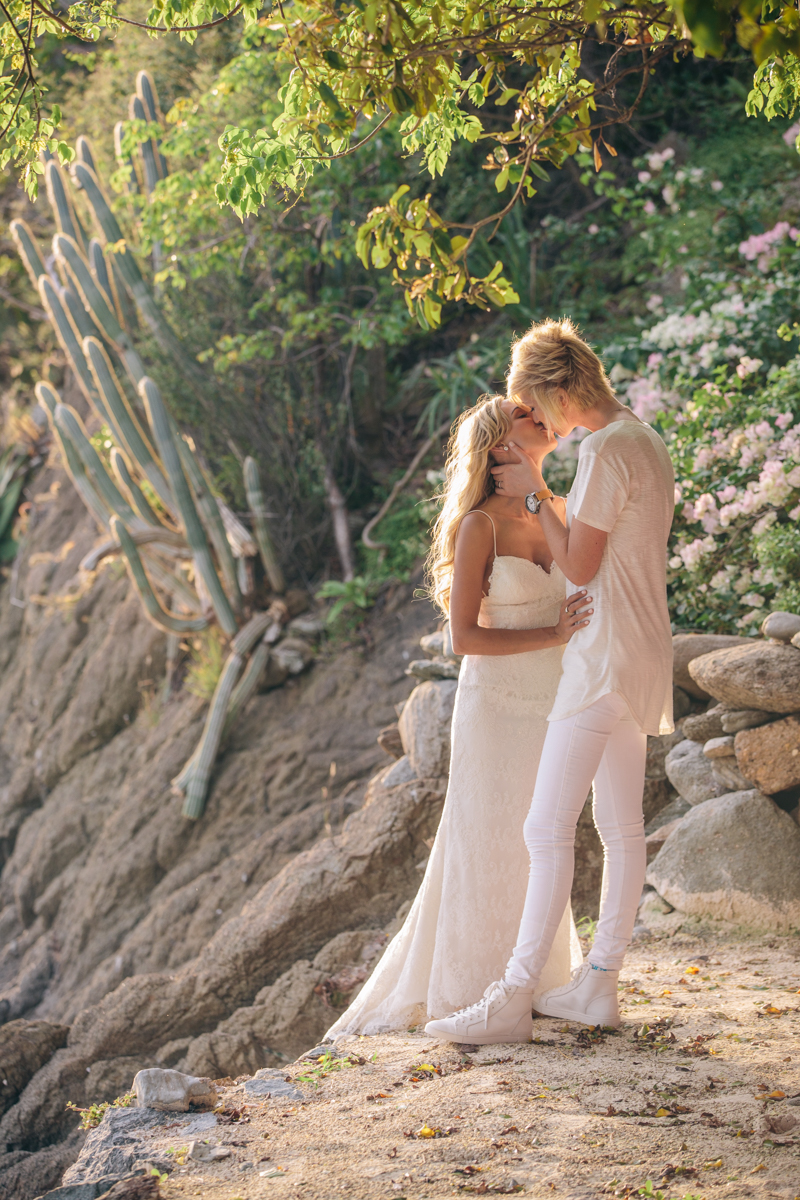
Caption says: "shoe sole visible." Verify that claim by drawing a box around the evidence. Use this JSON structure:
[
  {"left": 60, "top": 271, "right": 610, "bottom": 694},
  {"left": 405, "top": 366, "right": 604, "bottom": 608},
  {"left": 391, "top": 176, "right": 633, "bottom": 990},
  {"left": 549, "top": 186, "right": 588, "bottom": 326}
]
[
  {"left": 424, "top": 1027, "right": 532, "bottom": 1044},
  {"left": 534, "top": 1003, "right": 620, "bottom": 1029}
]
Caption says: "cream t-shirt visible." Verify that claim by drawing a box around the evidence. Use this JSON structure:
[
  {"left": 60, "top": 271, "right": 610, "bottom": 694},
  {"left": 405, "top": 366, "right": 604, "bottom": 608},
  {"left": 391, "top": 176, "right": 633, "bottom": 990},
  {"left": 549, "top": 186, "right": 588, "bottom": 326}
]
[{"left": 549, "top": 414, "right": 675, "bottom": 736}]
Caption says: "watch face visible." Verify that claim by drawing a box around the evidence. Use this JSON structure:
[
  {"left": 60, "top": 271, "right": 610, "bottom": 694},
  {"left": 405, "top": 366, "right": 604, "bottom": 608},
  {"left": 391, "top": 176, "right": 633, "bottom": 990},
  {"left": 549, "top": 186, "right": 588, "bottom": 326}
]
[{"left": 525, "top": 493, "right": 538, "bottom": 514}]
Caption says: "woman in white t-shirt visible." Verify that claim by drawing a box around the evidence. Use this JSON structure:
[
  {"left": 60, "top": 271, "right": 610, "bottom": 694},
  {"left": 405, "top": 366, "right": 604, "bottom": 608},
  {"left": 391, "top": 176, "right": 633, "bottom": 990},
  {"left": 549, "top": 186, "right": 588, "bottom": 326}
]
[{"left": 426, "top": 318, "right": 675, "bottom": 1044}]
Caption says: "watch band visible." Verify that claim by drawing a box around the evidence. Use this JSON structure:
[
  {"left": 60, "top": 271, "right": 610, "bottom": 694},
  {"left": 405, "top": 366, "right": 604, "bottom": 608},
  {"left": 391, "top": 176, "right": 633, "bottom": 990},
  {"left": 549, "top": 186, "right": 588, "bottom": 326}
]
[{"left": 525, "top": 487, "right": 554, "bottom": 514}]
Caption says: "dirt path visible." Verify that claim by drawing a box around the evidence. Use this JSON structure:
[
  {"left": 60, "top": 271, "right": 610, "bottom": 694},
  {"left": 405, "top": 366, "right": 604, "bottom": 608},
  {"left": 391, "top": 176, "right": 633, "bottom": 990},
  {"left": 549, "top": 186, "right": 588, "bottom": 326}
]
[{"left": 147, "top": 928, "right": 800, "bottom": 1200}]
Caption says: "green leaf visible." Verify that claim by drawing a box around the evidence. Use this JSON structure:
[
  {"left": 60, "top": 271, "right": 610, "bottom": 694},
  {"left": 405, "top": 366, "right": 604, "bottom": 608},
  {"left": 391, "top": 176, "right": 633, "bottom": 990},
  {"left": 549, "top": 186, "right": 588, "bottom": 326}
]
[
  {"left": 390, "top": 85, "right": 416, "bottom": 114},
  {"left": 322, "top": 50, "right": 347, "bottom": 69}
]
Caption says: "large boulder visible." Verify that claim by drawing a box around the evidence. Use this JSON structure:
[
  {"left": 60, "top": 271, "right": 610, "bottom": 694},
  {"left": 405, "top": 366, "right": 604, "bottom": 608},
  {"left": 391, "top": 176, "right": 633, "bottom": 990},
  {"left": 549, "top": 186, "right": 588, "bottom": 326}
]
[
  {"left": 398, "top": 680, "right": 457, "bottom": 779},
  {"left": 735, "top": 716, "right": 800, "bottom": 795},
  {"left": 672, "top": 634, "right": 755, "bottom": 699},
  {"left": 688, "top": 642, "right": 800, "bottom": 713},
  {"left": 646, "top": 789, "right": 800, "bottom": 930},
  {"left": 664, "top": 739, "right": 720, "bottom": 806}
]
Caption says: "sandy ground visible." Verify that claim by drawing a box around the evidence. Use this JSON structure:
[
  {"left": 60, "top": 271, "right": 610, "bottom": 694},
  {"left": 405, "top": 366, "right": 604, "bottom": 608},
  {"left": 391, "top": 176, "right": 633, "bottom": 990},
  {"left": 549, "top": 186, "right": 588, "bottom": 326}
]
[{"left": 146, "top": 928, "right": 800, "bottom": 1200}]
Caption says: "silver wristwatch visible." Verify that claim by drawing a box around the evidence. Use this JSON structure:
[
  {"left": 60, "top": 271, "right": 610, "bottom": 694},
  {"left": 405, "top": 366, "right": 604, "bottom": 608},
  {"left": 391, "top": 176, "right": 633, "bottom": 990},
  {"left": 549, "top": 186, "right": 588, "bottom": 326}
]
[{"left": 525, "top": 487, "right": 554, "bottom": 515}]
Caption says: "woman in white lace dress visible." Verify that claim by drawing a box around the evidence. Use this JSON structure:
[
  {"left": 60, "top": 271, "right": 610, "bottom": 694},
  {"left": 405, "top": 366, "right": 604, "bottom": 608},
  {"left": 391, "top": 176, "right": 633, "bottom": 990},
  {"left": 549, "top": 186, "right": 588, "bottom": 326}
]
[{"left": 326, "top": 396, "right": 591, "bottom": 1038}]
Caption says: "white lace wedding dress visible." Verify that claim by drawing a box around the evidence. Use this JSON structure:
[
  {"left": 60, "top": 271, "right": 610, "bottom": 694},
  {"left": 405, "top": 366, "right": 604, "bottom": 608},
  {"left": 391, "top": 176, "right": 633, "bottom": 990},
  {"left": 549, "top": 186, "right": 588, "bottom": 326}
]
[{"left": 326, "top": 522, "right": 582, "bottom": 1037}]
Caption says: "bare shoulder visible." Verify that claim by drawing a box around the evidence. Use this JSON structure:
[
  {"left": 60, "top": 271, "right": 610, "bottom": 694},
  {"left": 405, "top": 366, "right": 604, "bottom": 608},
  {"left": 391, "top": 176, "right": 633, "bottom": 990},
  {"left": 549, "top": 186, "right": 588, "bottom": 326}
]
[
  {"left": 458, "top": 509, "right": 495, "bottom": 547},
  {"left": 455, "top": 508, "right": 494, "bottom": 559}
]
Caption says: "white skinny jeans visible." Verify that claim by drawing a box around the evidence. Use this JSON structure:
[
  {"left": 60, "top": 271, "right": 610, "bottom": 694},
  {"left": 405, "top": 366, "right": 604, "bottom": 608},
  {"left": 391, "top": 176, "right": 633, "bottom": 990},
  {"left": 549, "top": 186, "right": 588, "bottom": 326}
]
[{"left": 505, "top": 692, "right": 647, "bottom": 989}]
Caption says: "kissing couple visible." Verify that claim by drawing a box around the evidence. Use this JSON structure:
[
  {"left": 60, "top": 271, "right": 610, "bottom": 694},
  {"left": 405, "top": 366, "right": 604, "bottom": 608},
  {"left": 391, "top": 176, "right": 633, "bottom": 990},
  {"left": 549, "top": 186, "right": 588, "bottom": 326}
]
[{"left": 328, "top": 317, "right": 675, "bottom": 1044}]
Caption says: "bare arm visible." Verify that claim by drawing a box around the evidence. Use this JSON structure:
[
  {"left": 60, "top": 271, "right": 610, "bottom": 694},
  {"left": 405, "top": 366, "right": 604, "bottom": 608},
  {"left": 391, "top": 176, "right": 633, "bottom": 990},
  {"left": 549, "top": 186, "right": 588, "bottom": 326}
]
[
  {"left": 490, "top": 451, "right": 608, "bottom": 586},
  {"left": 448, "top": 512, "right": 592, "bottom": 656}
]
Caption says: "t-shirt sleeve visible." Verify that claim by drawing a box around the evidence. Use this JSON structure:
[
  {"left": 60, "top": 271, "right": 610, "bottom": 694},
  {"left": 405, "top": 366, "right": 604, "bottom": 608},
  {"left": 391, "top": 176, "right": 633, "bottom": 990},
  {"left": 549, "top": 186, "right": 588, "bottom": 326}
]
[{"left": 569, "top": 451, "right": 629, "bottom": 533}]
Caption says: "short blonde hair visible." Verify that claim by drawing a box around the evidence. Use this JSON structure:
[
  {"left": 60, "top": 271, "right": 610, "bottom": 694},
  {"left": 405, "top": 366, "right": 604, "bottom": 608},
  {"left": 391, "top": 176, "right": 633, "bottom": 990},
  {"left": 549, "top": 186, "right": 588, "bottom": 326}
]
[
  {"left": 426, "top": 395, "right": 511, "bottom": 615},
  {"left": 507, "top": 317, "right": 615, "bottom": 429}
]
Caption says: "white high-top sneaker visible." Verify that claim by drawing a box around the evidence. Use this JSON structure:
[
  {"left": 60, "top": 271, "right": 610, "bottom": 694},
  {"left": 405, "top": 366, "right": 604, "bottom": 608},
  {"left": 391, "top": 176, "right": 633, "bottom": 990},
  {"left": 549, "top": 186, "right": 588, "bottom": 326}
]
[
  {"left": 424, "top": 980, "right": 534, "bottom": 1044},
  {"left": 534, "top": 962, "right": 620, "bottom": 1028}
]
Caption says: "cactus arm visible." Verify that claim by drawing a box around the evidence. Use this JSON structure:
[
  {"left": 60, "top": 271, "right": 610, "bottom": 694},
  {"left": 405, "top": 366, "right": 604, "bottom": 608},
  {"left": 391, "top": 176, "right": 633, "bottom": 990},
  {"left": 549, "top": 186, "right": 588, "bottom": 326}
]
[
  {"left": 75, "top": 135, "right": 97, "bottom": 174},
  {"left": 171, "top": 747, "right": 198, "bottom": 795},
  {"left": 53, "top": 232, "right": 149, "bottom": 387},
  {"left": 181, "top": 648, "right": 245, "bottom": 818},
  {"left": 46, "top": 161, "right": 89, "bottom": 255},
  {"left": 243, "top": 456, "right": 285, "bottom": 594},
  {"left": 83, "top": 336, "right": 173, "bottom": 510},
  {"left": 54, "top": 403, "right": 144, "bottom": 529},
  {"left": 60, "top": 282, "right": 105, "bottom": 344},
  {"left": 9, "top": 220, "right": 47, "bottom": 288},
  {"left": 217, "top": 499, "right": 257, "bottom": 558},
  {"left": 80, "top": 526, "right": 189, "bottom": 572},
  {"left": 38, "top": 277, "right": 101, "bottom": 410},
  {"left": 88, "top": 238, "right": 119, "bottom": 320},
  {"left": 237, "top": 555, "right": 252, "bottom": 597},
  {"left": 223, "top": 638, "right": 270, "bottom": 738},
  {"left": 136, "top": 70, "right": 168, "bottom": 179},
  {"left": 130, "top": 94, "right": 162, "bottom": 195},
  {"left": 230, "top": 609, "right": 275, "bottom": 654},
  {"left": 176, "top": 439, "right": 243, "bottom": 616},
  {"left": 111, "top": 516, "right": 208, "bottom": 635},
  {"left": 71, "top": 162, "right": 212, "bottom": 397},
  {"left": 178, "top": 610, "right": 275, "bottom": 816},
  {"left": 36, "top": 382, "right": 110, "bottom": 530},
  {"left": 140, "top": 376, "right": 238, "bottom": 636},
  {"left": 139, "top": 547, "right": 204, "bottom": 612},
  {"left": 110, "top": 447, "right": 161, "bottom": 526},
  {"left": 114, "top": 122, "right": 141, "bottom": 195}
]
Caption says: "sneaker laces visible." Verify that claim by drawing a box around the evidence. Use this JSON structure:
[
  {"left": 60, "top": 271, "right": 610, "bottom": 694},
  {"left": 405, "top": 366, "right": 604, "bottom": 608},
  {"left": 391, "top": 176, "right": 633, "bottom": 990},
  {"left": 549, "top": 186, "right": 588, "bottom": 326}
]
[{"left": 443, "top": 979, "right": 509, "bottom": 1027}]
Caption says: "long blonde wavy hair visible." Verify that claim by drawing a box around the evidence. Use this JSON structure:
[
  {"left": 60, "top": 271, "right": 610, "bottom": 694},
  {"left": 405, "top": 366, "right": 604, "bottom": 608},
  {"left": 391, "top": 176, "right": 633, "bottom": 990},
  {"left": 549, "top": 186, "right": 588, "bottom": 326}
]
[{"left": 426, "top": 395, "right": 512, "bottom": 615}]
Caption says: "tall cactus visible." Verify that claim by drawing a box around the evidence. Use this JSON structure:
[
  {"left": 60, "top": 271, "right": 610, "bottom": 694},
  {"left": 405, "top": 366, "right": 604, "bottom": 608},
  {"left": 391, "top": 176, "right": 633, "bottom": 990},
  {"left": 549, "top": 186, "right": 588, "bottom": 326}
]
[{"left": 13, "top": 73, "right": 288, "bottom": 819}]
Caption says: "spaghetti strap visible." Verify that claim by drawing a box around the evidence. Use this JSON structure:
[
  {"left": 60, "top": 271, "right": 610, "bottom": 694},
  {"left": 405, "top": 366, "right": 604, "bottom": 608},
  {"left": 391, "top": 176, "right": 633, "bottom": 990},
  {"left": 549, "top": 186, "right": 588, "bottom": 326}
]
[{"left": 471, "top": 509, "right": 497, "bottom": 557}]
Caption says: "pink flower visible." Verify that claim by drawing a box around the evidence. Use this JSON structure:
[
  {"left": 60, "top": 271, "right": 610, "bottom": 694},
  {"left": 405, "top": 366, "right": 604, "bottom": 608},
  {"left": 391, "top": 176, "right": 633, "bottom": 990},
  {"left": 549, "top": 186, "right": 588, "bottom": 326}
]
[
  {"left": 679, "top": 536, "right": 715, "bottom": 570},
  {"left": 776, "top": 411, "right": 793, "bottom": 430},
  {"left": 638, "top": 170, "right": 652, "bottom": 183},
  {"left": 736, "top": 355, "right": 762, "bottom": 379},
  {"left": 784, "top": 121, "right": 800, "bottom": 146},
  {"left": 588, "top": 223, "right": 599, "bottom": 235},
  {"left": 626, "top": 375, "right": 665, "bottom": 421},
  {"left": 643, "top": 199, "right": 656, "bottom": 216},
  {"left": 717, "top": 484, "right": 737, "bottom": 504},
  {"left": 710, "top": 179, "right": 724, "bottom": 192},
  {"left": 739, "top": 222, "right": 799, "bottom": 271}
]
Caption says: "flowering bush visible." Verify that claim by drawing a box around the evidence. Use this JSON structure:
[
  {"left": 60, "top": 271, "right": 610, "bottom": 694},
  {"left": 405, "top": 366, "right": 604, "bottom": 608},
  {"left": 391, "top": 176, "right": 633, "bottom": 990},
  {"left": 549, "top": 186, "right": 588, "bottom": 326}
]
[
  {"left": 588, "top": 134, "right": 800, "bottom": 633},
  {"left": 665, "top": 360, "right": 800, "bottom": 631}
]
